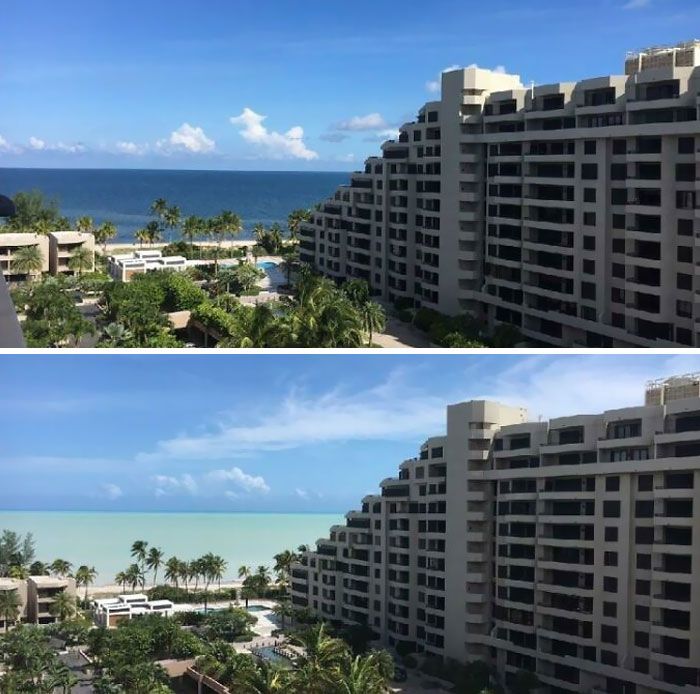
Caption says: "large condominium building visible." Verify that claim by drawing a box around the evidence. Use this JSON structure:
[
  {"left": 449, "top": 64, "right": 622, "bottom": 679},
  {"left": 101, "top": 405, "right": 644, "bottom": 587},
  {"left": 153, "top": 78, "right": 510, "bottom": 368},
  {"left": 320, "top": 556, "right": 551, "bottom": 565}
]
[
  {"left": 290, "top": 374, "right": 700, "bottom": 694},
  {"left": 0, "top": 576, "right": 76, "bottom": 629},
  {"left": 299, "top": 40, "right": 700, "bottom": 348}
]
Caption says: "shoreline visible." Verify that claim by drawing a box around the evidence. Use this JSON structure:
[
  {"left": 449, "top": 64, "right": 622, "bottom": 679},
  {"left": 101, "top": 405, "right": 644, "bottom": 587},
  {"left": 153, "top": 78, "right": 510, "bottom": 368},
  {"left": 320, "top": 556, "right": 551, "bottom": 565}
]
[{"left": 88, "top": 578, "right": 245, "bottom": 597}]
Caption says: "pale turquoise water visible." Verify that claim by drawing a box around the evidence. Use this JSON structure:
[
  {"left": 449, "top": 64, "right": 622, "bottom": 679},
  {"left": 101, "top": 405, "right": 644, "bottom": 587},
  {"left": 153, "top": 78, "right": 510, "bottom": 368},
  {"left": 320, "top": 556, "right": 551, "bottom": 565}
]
[{"left": 0, "top": 511, "right": 341, "bottom": 585}]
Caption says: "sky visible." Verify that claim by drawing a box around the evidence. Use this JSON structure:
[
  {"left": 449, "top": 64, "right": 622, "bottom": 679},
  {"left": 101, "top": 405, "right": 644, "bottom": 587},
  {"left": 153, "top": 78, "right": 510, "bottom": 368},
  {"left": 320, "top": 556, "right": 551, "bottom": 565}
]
[
  {"left": 2, "top": 353, "right": 700, "bottom": 513},
  {"left": 1, "top": 0, "right": 699, "bottom": 171}
]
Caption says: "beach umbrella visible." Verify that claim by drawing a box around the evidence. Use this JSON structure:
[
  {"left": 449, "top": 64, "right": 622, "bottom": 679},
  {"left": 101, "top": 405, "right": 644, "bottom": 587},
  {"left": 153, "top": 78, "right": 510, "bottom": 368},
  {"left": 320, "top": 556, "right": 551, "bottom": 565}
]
[{"left": 0, "top": 195, "right": 15, "bottom": 218}]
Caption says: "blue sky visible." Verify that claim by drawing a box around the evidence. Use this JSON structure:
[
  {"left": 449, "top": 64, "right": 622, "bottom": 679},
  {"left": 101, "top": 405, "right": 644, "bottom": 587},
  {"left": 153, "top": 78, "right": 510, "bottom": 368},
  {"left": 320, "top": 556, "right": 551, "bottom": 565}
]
[
  {"left": 2, "top": 353, "right": 700, "bottom": 513},
  {"left": 1, "top": 0, "right": 698, "bottom": 171}
]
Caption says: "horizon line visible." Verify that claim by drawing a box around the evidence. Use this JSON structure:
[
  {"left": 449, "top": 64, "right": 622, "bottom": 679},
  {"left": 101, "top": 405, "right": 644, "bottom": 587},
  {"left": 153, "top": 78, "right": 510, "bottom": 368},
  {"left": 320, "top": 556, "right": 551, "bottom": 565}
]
[{"left": 0, "top": 165, "right": 354, "bottom": 175}]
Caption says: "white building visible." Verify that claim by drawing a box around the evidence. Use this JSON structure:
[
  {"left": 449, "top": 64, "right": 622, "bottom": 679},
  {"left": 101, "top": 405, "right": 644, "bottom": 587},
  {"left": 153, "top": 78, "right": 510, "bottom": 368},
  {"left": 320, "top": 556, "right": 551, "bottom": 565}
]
[
  {"left": 300, "top": 40, "right": 700, "bottom": 347},
  {"left": 291, "top": 374, "right": 700, "bottom": 694},
  {"left": 107, "top": 249, "right": 188, "bottom": 282},
  {"left": 93, "top": 594, "right": 174, "bottom": 628}
]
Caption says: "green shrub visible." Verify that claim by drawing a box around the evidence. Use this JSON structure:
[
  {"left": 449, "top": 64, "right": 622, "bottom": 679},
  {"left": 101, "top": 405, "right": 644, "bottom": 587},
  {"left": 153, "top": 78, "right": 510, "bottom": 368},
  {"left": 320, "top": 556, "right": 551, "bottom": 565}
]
[
  {"left": 393, "top": 296, "right": 414, "bottom": 311},
  {"left": 148, "top": 585, "right": 238, "bottom": 604},
  {"left": 412, "top": 307, "right": 441, "bottom": 333},
  {"left": 397, "top": 309, "right": 413, "bottom": 323}
]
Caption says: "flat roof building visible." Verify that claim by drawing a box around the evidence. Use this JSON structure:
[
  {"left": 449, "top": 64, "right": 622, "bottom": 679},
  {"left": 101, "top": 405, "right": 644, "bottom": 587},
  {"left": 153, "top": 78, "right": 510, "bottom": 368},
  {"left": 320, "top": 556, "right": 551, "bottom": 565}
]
[
  {"left": 107, "top": 249, "right": 188, "bottom": 282},
  {"left": 300, "top": 40, "right": 700, "bottom": 347},
  {"left": 291, "top": 374, "right": 700, "bottom": 693},
  {"left": 93, "top": 594, "right": 175, "bottom": 628},
  {"left": 47, "top": 231, "right": 95, "bottom": 275},
  {"left": 26, "top": 575, "right": 76, "bottom": 625}
]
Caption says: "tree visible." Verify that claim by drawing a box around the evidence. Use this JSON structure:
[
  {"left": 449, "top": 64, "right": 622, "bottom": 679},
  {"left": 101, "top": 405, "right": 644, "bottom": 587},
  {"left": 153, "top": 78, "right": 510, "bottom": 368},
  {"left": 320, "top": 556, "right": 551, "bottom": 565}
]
[
  {"left": 114, "top": 571, "right": 128, "bottom": 593},
  {"left": 75, "top": 216, "right": 94, "bottom": 234},
  {"left": 28, "top": 561, "right": 49, "bottom": 576},
  {"left": 5, "top": 190, "right": 68, "bottom": 232},
  {"left": 49, "top": 559, "right": 72, "bottom": 577},
  {"left": 511, "top": 669, "right": 539, "bottom": 694},
  {"left": 290, "top": 623, "right": 351, "bottom": 694},
  {"left": 74, "top": 565, "right": 97, "bottom": 602},
  {"left": 93, "top": 221, "right": 117, "bottom": 255},
  {"left": 360, "top": 300, "right": 385, "bottom": 346},
  {"left": 164, "top": 556, "right": 180, "bottom": 588},
  {"left": 181, "top": 215, "right": 204, "bottom": 256},
  {"left": 49, "top": 591, "right": 77, "bottom": 622},
  {"left": 11, "top": 244, "right": 44, "bottom": 281},
  {"left": 210, "top": 554, "right": 227, "bottom": 591},
  {"left": 162, "top": 205, "right": 181, "bottom": 243},
  {"left": 68, "top": 246, "right": 94, "bottom": 276},
  {"left": 273, "top": 549, "right": 298, "bottom": 578},
  {"left": 0, "top": 589, "right": 21, "bottom": 632},
  {"left": 209, "top": 210, "right": 243, "bottom": 275},
  {"left": 146, "top": 547, "right": 164, "bottom": 587},
  {"left": 124, "top": 564, "right": 144, "bottom": 593},
  {"left": 134, "top": 229, "right": 148, "bottom": 248},
  {"left": 143, "top": 220, "right": 163, "bottom": 246},
  {"left": 238, "top": 565, "right": 251, "bottom": 580},
  {"left": 287, "top": 208, "right": 312, "bottom": 242}
]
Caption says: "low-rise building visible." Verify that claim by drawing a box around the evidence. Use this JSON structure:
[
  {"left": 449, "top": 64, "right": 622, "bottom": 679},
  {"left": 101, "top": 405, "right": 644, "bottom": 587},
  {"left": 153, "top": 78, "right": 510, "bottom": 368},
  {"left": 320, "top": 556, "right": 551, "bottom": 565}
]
[
  {"left": 0, "top": 578, "right": 28, "bottom": 630},
  {"left": 93, "top": 594, "right": 175, "bottom": 628},
  {"left": 107, "top": 249, "right": 188, "bottom": 282},
  {"left": 26, "top": 575, "right": 76, "bottom": 625},
  {"left": 48, "top": 231, "right": 95, "bottom": 275},
  {"left": 0, "top": 233, "right": 50, "bottom": 281}
]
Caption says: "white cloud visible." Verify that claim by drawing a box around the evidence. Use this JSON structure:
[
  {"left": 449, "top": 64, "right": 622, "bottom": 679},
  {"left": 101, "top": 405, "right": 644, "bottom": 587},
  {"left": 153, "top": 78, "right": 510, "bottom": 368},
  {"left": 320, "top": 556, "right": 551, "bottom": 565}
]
[
  {"left": 116, "top": 141, "right": 148, "bottom": 155},
  {"left": 296, "top": 488, "right": 309, "bottom": 500},
  {"left": 225, "top": 490, "right": 240, "bottom": 501},
  {"left": 152, "top": 473, "right": 198, "bottom": 497},
  {"left": 0, "top": 135, "right": 21, "bottom": 154},
  {"left": 335, "top": 113, "right": 388, "bottom": 131},
  {"left": 156, "top": 122, "right": 215, "bottom": 154},
  {"left": 207, "top": 466, "right": 270, "bottom": 494},
  {"left": 100, "top": 483, "right": 123, "bottom": 500},
  {"left": 426, "top": 64, "right": 461, "bottom": 93},
  {"left": 363, "top": 128, "right": 400, "bottom": 142},
  {"left": 230, "top": 108, "right": 318, "bottom": 161},
  {"left": 28, "top": 136, "right": 86, "bottom": 153},
  {"left": 623, "top": 0, "right": 650, "bottom": 8}
]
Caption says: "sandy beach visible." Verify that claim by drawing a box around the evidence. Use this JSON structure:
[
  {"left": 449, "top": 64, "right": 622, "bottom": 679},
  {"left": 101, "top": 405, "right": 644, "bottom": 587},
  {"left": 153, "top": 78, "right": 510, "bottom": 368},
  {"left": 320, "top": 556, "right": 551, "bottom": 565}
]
[
  {"left": 88, "top": 578, "right": 245, "bottom": 598},
  {"left": 103, "top": 239, "right": 262, "bottom": 253}
]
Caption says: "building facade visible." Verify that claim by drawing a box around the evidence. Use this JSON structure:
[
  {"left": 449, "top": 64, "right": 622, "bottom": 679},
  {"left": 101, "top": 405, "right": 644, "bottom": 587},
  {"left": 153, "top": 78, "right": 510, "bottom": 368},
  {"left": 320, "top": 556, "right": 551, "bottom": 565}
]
[
  {"left": 299, "top": 41, "right": 700, "bottom": 347},
  {"left": 107, "top": 249, "right": 188, "bottom": 282},
  {"left": 290, "top": 374, "right": 700, "bottom": 694}
]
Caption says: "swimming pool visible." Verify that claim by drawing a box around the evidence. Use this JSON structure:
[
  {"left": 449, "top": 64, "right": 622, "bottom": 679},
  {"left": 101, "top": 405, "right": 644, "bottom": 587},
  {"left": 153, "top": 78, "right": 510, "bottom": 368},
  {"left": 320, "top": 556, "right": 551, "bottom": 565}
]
[
  {"left": 246, "top": 604, "right": 268, "bottom": 612},
  {"left": 254, "top": 646, "right": 293, "bottom": 668},
  {"left": 256, "top": 261, "right": 278, "bottom": 270}
]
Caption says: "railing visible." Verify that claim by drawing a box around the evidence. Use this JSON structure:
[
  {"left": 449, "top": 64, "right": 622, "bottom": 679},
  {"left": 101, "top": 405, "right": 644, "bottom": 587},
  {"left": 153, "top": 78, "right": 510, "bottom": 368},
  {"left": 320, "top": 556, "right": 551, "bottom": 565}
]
[{"left": 0, "top": 273, "right": 24, "bottom": 347}]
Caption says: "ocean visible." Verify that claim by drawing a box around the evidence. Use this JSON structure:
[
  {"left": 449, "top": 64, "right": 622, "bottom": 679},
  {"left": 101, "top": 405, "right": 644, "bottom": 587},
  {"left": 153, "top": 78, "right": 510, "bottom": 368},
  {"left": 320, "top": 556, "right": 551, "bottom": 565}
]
[
  {"left": 0, "top": 168, "right": 349, "bottom": 243},
  {"left": 0, "top": 511, "right": 342, "bottom": 585}
]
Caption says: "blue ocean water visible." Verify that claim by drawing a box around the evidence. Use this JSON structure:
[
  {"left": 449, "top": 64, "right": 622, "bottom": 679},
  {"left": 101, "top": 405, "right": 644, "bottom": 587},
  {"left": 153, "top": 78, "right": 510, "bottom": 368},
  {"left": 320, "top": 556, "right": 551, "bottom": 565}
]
[
  {"left": 0, "top": 168, "right": 348, "bottom": 242},
  {"left": 0, "top": 511, "right": 342, "bottom": 585}
]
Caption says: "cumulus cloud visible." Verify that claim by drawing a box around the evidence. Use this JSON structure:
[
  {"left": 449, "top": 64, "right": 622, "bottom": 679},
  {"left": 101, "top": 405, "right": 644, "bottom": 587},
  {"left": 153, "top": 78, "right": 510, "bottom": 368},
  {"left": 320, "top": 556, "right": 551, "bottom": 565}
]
[
  {"left": 100, "top": 483, "right": 123, "bottom": 500},
  {"left": 116, "top": 141, "right": 148, "bottom": 155},
  {"left": 230, "top": 108, "right": 318, "bottom": 160},
  {"left": 156, "top": 123, "right": 215, "bottom": 154},
  {"left": 425, "top": 64, "right": 461, "bottom": 93},
  {"left": 335, "top": 112, "right": 389, "bottom": 131},
  {"left": 152, "top": 473, "right": 198, "bottom": 497},
  {"left": 28, "top": 136, "right": 86, "bottom": 153},
  {"left": 0, "top": 135, "right": 21, "bottom": 153},
  {"left": 363, "top": 128, "right": 400, "bottom": 142},
  {"left": 207, "top": 467, "right": 270, "bottom": 494}
]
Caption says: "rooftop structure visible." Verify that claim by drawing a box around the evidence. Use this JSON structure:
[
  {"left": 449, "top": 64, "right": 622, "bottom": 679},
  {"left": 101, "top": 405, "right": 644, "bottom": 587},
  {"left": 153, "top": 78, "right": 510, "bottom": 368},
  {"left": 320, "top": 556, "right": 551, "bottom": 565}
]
[{"left": 107, "top": 249, "right": 188, "bottom": 282}]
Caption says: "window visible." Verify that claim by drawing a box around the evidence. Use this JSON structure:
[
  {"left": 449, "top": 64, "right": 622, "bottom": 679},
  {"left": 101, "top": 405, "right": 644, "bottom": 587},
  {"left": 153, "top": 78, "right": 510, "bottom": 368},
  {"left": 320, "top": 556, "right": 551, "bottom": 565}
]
[
  {"left": 581, "top": 282, "right": 596, "bottom": 301},
  {"left": 613, "top": 139, "right": 626, "bottom": 154},
  {"left": 606, "top": 476, "right": 620, "bottom": 492},
  {"left": 584, "top": 140, "right": 597, "bottom": 155},
  {"left": 604, "top": 551, "right": 618, "bottom": 567},
  {"left": 678, "top": 273, "right": 692, "bottom": 291},
  {"left": 636, "top": 579, "right": 650, "bottom": 596},
  {"left": 601, "top": 624, "right": 618, "bottom": 644},
  {"left": 635, "top": 631, "right": 649, "bottom": 648},
  {"left": 583, "top": 236, "right": 595, "bottom": 251},
  {"left": 638, "top": 475, "right": 653, "bottom": 492},
  {"left": 635, "top": 658, "right": 649, "bottom": 674},
  {"left": 583, "top": 259, "right": 595, "bottom": 275},
  {"left": 604, "top": 500, "right": 620, "bottom": 518},
  {"left": 612, "top": 216, "right": 626, "bottom": 232},
  {"left": 635, "top": 605, "right": 649, "bottom": 622},
  {"left": 604, "top": 576, "right": 618, "bottom": 593},
  {"left": 636, "top": 527, "right": 654, "bottom": 544},
  {"left": 678, "top": 218, "right": 693, "bottom": 236},
  {"left": 603, "top": 601, "right": 617, "bottom": 618},
  {"left": 612, "top": 263, "right": 625, "bottom": 279},
  {"left": 636, "top": 553, "right": 651, "bottom": 570},
  {"left": 636, "top": 500, "right": 654, "bottom": 518},
  {"left": 605, "top": 526, "right": 618, "bottom": 542},
  {"left": 678, "top": 137, "right": 694, "bottom": 154},
  {"left": 582, "top": 163, "right": 598, "bottom": 180},
  {"left": 584, "top": 188, "right": 596, "bottom": 203},
  {"left": 583, "top": 212, "right": 596, "bottom": 226}
]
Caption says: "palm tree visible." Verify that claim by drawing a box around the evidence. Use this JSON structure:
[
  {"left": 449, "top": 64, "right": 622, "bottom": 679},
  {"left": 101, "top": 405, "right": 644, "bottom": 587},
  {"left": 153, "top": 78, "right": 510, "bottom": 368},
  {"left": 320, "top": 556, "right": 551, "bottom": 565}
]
[
  {"left": 11, "top": 244, "right": 44, "bottom": 281},
  {"left": 290, "top": 623, "right": 351, "bottom": 693},
  {"left": 49, "top": 591, "right": 77, "bottom": 622},
  {"left": 287, "top": 208, "right": 311, "bottom": 243},
  {"left": 68, "top": 246, "right": 94, "bottom": 276},
  {"left": 150, "top": 198, "right": 168, "bottom": 219},
  {"left": 146, "top": 547, "right": 164, "bottom": 587},
  {"left": 273, "top": 549, "right": 298, "bottom": 577},
  {"left": 93, "top": 221, "right": 117, "bottom": 256},
  {"left": 253, "top": 223, "right": 266, "bottom": 246},
  {"left": 210, "top": 554, "right": 227, "bottom": 591},
  {"left": 0, "top": 589, "right": 21, "bottom": 632},
  {"left": 8, "top": 565, "right": 28, "bottom": 580},
  {"left": 181, "top": 215, "right": 203, "bottom": 256},
  {"left": 134, "top": 229, "right": 148, "bottom": 249},
  {"left": 75, "top": 216, "right": 95, "bottom": 234},
  {"left": 143, "top": 220, "right": 163, "bottom": 246},
  {"left": 210, "top": 210, "right": 242, "bottom": 275},
  {"left": 238, "top": 565, "right": 251, "bottom": 581},
  {"left": 360, "top": 301, "right": 386, "bottom": 346},
  {"left": 178, "top": 560, "right": 190, "bottom": 592},
  {"left": 124, "top": 563, "right": 143, "bottom": 593},
  {"left": 240, "top": 659, "right": 290, "bottom": 693},
  {"left": 271, "top": 600, "right": 294, "bottom": 631},
  {"left": 74, "top": 565, "right": 97, "bottom": 602},
  {"left": 240, "top": 582, "right": 256, "bottom": 609},
  {"left": 50, "top": 559, "right": 72, "bottom": 577},
  {"left": 162, "top": 205, "right": 181, "bottom": 242},
  {"left": 114, "top": 571, "right": 128, "bottom": 593},
  {"left": 336, "top": 653, "right": 391, "bottom": 694},
  {"left": 164, "top": 557, "right": 180, "bottom": 588},
  {"left": 268, "top": 223, "right": 283, "bottom": 253},
  {"left": 130, "top": 540, "right": 148, "bottom": 570},
  {"left": 28, "top": 561, "right": 50, "bottom": 575}
]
